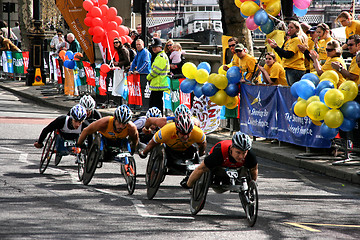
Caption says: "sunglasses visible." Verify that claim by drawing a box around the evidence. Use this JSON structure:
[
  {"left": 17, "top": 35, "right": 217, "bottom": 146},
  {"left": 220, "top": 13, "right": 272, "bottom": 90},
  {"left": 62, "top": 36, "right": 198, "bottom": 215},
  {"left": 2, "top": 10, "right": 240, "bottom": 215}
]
[
  {"left": 348, "top": 43, "right": 355, "bottom": 47},
  {"left": 114, "top": 41, "right": 120, "bottom": 44},
  {"left": 235, "top": 49, "right": 243, "bottom": 53},
  {"left": 167, "top": 44, "right": 172, "bottom": 47},
  {"left": 229, "top": 44, "right": 236, "bottom": 47},
  {"left": 326, "top": 48, "right": 335, "bottom": 52}
]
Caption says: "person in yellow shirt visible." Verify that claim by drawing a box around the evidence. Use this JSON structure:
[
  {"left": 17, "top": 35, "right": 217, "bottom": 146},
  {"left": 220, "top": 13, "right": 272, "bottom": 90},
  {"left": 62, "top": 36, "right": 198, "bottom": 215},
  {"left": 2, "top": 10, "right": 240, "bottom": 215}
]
[
  {"left": 268, "top": 21, "right": 307, "bottom": 86},
  {"left": 258, "top": 52, "right": 287, "bottom": 86},
  {"left": 316, "top": 23, "right": 334, "bottom": 65},
  {"left": 234, "top": 43, "right": 261, "bottom": 83},
  {"left": 300, "top": 24, "right": 317, "bottom": 73},
  {"left": 336, "top": 11, "right": 360, "bottom": 49},
  {"left": 310, "top": 40, "right": 347, "bottom": 88},
  {"left": 331, "top": 35, "right": 360, "bottom": 85},
  {"left": 223, "top": 37, "right": 240, "bottom": 71}
]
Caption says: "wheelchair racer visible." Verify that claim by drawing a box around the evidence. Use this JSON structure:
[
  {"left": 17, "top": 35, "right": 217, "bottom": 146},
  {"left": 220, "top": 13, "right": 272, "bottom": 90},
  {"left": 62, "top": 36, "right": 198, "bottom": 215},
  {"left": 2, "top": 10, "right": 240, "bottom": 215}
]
[
  {"left": 79, "top": 95, "right": 102, "bottom": 124},
  {"left": 34, "top": 104, "right": 88, "bottom": 164},
  {"left": 183, "top": 131, "right": 258, "bottom": 189}
]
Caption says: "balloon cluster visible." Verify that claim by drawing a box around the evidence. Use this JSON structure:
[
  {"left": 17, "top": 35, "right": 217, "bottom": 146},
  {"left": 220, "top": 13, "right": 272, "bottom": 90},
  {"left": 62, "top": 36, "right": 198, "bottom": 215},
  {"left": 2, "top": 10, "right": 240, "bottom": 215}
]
[
  {"left": 59, "top": 50, "right": 82, "bottom": 69},
  {"left": 292, "top": 0, "right": 312, "bottom": 17},
  {"left": 290, "top": 71, "right": 360, "bottom": 139},
  {"left": 180, "top": 62, "right": 241, "bottom": 109}
]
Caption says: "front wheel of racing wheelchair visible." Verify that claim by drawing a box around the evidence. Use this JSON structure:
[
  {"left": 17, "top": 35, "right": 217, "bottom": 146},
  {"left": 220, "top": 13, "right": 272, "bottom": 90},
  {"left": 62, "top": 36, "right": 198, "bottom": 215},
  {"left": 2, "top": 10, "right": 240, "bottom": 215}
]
[
  {"left": 239, "top": 178, "right": 258, "bottom": 227},
  {"left": 190, "top": 170, "right": 211, "bottom": 215},
  {"left": 145, "top": 144, "right": 166, "bottom": 200},
  {"left": 82, "top": 133, "right": 101, "bottom": 185},
  {"left": 39, "top": 131, "right": 56, "bottom": 174}
]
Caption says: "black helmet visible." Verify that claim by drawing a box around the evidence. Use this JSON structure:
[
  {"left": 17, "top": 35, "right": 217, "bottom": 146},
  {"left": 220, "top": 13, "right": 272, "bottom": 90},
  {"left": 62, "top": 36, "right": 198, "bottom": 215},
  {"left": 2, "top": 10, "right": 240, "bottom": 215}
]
[
  {"left": 232, "top": 131, "right": 252, "bottom": 151},
  {"left": 150, "top": 38, "right": 163, "bottom": 48}
]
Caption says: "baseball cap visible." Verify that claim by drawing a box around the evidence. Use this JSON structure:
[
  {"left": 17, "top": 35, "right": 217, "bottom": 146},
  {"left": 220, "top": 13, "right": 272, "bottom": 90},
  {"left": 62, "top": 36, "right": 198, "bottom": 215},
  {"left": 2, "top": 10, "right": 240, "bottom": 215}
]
[
  {"left": 150, "top": 38, "right": 163, "bottom": 48},
  {"left": 235, "top": 43, "right": 245, "bottom": 51},
  {"left": 308, "top": 26, "right": 317, "bottom": 33}
]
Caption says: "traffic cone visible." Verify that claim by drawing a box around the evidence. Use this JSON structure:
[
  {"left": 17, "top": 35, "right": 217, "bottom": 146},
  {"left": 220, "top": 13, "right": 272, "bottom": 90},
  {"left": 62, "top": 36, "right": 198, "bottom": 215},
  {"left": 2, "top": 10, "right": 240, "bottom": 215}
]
[{"left": 32, "top": 68, "right": 44, "bottom": 86}]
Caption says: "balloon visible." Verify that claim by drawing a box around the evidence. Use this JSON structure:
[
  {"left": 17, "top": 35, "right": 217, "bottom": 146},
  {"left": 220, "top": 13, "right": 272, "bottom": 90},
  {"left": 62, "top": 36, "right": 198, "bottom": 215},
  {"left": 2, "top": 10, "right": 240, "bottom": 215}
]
[
  {"left": 319, "top": 70, "right": 339, "bottom": 85},
  {"left": 180, "top": 79, "right": 196, "bottom": 93},
  {"left": 91, "top": 7, "right": 102, "bottom": 18},
  {"left": 182, "top": 62, "right": 197, "bottom": 79},
  {"left": 58, "top": 50, "right": 66, "bottom": 61},
  {"left": 312, "top": 120, "right": 323, "bottom": 126},
  {"left": 93, "top": 26, "right": 105, "bottom": 37},
  {"left": 319, "top": 88, "right": 330, "bottom": 103},
  {"left": 106, "top": 21, "right": 118, "bottom": 32},
  {"left": 108, "top": 30, "right": 120, "bottom": 41},
  {"left": 115, "top": 16, "right": 123, "bottom": 25},
  {"left": 324, "top": 89, "right": 344, "bottom": 109},
  {"left": 294, "top": 99, "right": 307, "bottom": 117},
  {"left": 296, "top": 79, "right": 315, "bottom": 100},
  {"left": 92, "top": 17, "right": 103, "bottom": 28},
  {"left": 306, "top": 101, "right": 329, "bottom": 121},
  {"left": 301, "top": 73, "right": 319, "bottom": 87},
  {"left": 124, "top": 35, "right": 133, "bottom": 43},
  {"left": 306, "top": 95, "right": 320, "bottom": 106},
  {"left": 320, "top": 123, "right": 339, "bottom": 139},
  {"left": 92, "top": 34, "right": 103, "bottom": 43},
  {"left": 291, "top": 101, "right": 297, "bottom": 114},
  {"left": 84, "top": 17, "right": 93, "bottom": 27},
  {"left": 193, "top": 83, "right": 204, "bottom": 98},
  {"left": 315, "top": 80, "right": 334, "bottom": 95},
  {"left": 100, "top": 5, "right": 109, "bottom": 16},
  {"left": 240, "top": 9, "right": 249, "bottom": 19},
  {"left": 65, "top": 51, "right": 74, "bottom": 60},
  {"left": 210, "top": 90, "right": 228, "bottom": 106},
  {"left": 340, "top": 101, "right": 360, "bottom": 120},
  {"left": 202, "top": 82, "right": 218, "bottom": 97},
  {"left": 74, "top": 52, "right": 83, "bottom": 61},
  {"left": 254, "top": 9, "right": 269, "bottom": 26},
  {"left": 197, "top": 62, "right": 211, "bottom": 74},
  {"left": 98, "top": 0, "right": 108, "bottom": 5},
  {"left": 260, "top": 18, "right": 275, "bottom": 34},
  {"left": 290, "top": 81, "right": 300, "bottom": 98},
  {"left": 100, "top": 64, "right": 111, "bottom": 74},
  {"left": 83, "top": 0, "right": 94, "bottom": 11},
  {"left": 340, "top": 118, "right": 356, "bottom": 132},
  {"left": 225, "top": 83, "right": 239, "bottom": 97},
  {"left": 234, "top": 0, "right": 243, "bottom": 8},
  {"left": 265, "top": 0, "right": 281, "bottom": 16},
  {"left": 226, "top": 66, "right": 241, "bottom": 84},
  {"left": 324, "top": 109, "right": 344, "bottom": 128},
  {"left": 225, "top": 96, "right": 239, "bottom": 109},
  {"left": 246, "top": 16, "right": 259, "bottom": 31},
  {"left": 213, "top": 74, "right": 228, "bottom": 90},
  {"left": 64, "top": 60, "right": 75, "bottom": 69},
  {"left": 107, "top": 7, "right": 117, "bottom": 20},
  {"left": 207, "top": 73, "right": 217, "bottom": 84},
  {"left": 293, "top": 5, "right": 308, "bottom": 17},
  {"left": 117, "top": 25, "right": 129, "bottom": 36},
  {"left": 294, "top": 0, "right": 311, "bottom": 10},
  {"left": 88, "top": 27, "right": 94, "bottom": 35},
  {"left": 218, "top": 65, "right": 227, "bottom": 75},
  {"left": 240, "top": 1, "right": 260, "bottom": 16},
  {"left": 195, "top": 69, "right": 209, "bottom": 84},
  {"left": 338, "top": 80, "right": 358, "bottom": 102}
]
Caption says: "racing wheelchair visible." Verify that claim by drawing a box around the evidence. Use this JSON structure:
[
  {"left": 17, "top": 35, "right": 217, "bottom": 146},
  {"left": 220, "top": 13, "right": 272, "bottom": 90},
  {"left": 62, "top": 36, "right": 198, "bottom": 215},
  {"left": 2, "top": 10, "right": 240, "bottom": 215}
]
[
  {"left": 145, "top": 144, "right": 200, "bottom": 200},
  {"left": 190, "top": 166, "right": 259, "bottom": 227},
  {"left": 82, "top": 133, "right": 136, "bottom": 195}
]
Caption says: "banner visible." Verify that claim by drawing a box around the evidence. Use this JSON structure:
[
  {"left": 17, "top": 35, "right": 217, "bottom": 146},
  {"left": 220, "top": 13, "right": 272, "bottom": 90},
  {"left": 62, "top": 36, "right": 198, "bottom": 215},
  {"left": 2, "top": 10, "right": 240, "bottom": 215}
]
[
  {"left": 64, "top": 68, "right": 75, "bottom": 96},
  {"left": 75, "top": 61, "right": 87, "bottom": 85},
  {"left": 22, "top": 52, "right": 29, "bottom": 73},
  {"left": 5, "top": 51, "right": 14, "bottom": 73},
  {"left": 112, "top": 69, "right": 126, "bottom": 97},
  {"left": 55, "top": 0, "right": 95, "bottom": 63},
  {"left": 239, "top": 84, "right": 331, "bottom": 148},
  {"left": 99, "top": 71, "right": 107, "bottom": 96},
  {"left": 127, "top": 74, "right": 142, "bottom": 105},
  {"left": 12, "top": 52, "right": 24, "bottom": 74},
  {"left": 83, "top": 61, "right": 95, "bottom": 86},
  {"left": 192, "top": 96, "right": 222, "bottom": 134},
  {"left": 178, "top": 78, "right": 191, "bottom": 109},
  {"left": 55, "top": 59, "right": 63, "bottom": 84},
  {"left": 1, "top": 52, "right": 8, "bottom": 72}
]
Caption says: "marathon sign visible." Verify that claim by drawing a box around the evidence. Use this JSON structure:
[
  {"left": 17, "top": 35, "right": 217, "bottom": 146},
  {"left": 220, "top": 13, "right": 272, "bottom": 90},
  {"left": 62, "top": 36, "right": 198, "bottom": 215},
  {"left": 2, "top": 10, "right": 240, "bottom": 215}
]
[{"left": 239, "top": 84, "right": 331, "bottom": 148}]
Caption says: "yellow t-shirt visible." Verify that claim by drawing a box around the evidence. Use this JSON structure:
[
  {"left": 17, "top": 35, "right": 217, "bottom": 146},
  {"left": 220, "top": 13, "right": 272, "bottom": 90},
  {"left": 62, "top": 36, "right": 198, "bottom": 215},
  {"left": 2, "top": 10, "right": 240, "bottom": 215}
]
[
  {"left": 282, "top": 37, "right": 306, "bottom": 71},
  {"left": 317, "top": 37, "right": 333, "bottom": 63},
  {"left": 345, "top": 20, "right": 360, "bottom": 39},
  {"left": 305, "top": 36, "right": 315, "bottom": 72},
  {"left": 348, "top": 57, "right": 360, "bottom": 84},
  {"left": 153, "top": 122, "right": 206, "bottom": 151},
  {"left": 322, "top": 56, "right": 347, "bottom": 87},
  {"left": 226, "top": 54, "right": 240, "bottom": 68},
  {"left": 264, "top": 62, "right": 287, "bottom": 86},
  {"left": 99, "top": 117, "right": 129, "bottom": 140},
  {"left": 239, "top": 53, "right": 261, "bottom": 82}
]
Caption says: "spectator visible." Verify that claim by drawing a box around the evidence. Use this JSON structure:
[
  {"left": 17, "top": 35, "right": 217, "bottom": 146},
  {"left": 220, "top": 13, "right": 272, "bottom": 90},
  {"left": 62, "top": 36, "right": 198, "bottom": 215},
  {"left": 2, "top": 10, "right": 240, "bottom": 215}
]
[
  {"left": 223, "top": 37, "right": 240, "bottom": 71},
  {"left": 56, "top": 34, "right": 69, "bottom": 53},
  {"left": 113, "top": 37, "right": 130, "bottom": 70},
  {"left": 124, "top": 42, "right": 136, "bottom": 63},
  {"left": 268, "top": 20, "right": 307, "bottom": 86},
  {"left": 169, "top": 42, "right": 185, "bottom": 75},
  {"left": 0, "top": 20, "right": 17, "bottom": 43},
  {"left": 258, "top": 52, "right": 287, "bottom": 86},
  {"left": 310, "top": 40, "right": 346, "bottom": 88},
  {"left": 164, "top": 39, "right": 174, "bottom": 58},
  {"left": 0, "top": 35, "right": 20, "bottom": 52},
  {"left": 50, "top": 29, "right": 64, "bottom": 51},
  {"left": 130, "top": 30, "right": 140, "bottom": 49},
  {"left": 147, "top": 38, "right": 170, "bottom": 114},
  {"left": 356, "top": 50, "right": 360, "bottom": 68},
  {"left": 67, "top": 33, "right": 81, "bottom": 53},
  {"left": 316, "top": 23, "right": 334, "bottom": 65},
  {"left": 265, "top": 21, "right": 286, "bottom": 63},
  {"left": 129, "top": 39, "right": 151, "bottom": 75},
  {"left": 234, "top": 43, "right": 261, "bottom": 83},
  {"left": 11, "top": 22, "right": 21, "bottom": 49},
  {"left": 336, "top": 11, "right": 360, "bottom": 49},
  {"left": 331, "top": 34, "right": 360, "bottom": 84}
]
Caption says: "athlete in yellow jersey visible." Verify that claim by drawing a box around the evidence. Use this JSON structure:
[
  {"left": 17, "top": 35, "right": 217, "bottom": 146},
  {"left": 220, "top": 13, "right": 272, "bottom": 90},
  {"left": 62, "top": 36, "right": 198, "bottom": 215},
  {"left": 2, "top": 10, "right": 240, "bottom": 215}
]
[{"left": 77, "top": 105, "right": 139, "bottom": 155}]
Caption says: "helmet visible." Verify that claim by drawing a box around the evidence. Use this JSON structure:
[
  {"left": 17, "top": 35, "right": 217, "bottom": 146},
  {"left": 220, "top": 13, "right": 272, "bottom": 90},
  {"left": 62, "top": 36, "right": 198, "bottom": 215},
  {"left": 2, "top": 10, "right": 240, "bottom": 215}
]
[
  {"left": 175, "top": 113, "right": 193, "bottom": 134},
  {"left": 174, "top": 104, "right": 191, "bottom": 117},
  {"left": 232, "top": 131, "right": 252, "bottom": 151},
  {"left": 114, "top": 105, "right": 132, "bottom": 124},
  {"left": 79, "top": 95, "right": 96, "bottom": 111},
  {"left": 146, "top": 107, "right": 162, "bottom": 118},
  {"left": 70, "top": 104, "right": 87, "bottom": 122}
]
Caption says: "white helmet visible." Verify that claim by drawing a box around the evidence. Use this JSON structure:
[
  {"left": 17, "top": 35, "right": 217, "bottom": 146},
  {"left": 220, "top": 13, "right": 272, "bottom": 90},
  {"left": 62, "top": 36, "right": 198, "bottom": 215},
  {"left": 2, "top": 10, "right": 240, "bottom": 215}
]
[
  {"left": 174, "top": 104, "right": 191, "bottom": 117},
  {"left": 79, "top": 95, "right": 96, "bottom": 111},
  {"left": 114, "top": 105, "right": 132, "bottom": 124},
  {"left": 146, "top": 107, "right": 162, "bottom": 118},
  {"left": 70, "top": 104, "right": 87, "bottom": 122},
  {"left": 232, "top": 131, "right": 252, "bottom": 151}
]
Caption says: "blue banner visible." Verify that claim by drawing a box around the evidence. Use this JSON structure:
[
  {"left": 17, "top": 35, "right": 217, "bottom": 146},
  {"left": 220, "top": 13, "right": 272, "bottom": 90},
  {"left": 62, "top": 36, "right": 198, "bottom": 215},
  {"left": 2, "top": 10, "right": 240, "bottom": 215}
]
[
  {"left": 6, "top": 51, "right": 14, "bottom": 73},
  {"left": 240, "top": 84, "right": 331, "bottom": 148}
]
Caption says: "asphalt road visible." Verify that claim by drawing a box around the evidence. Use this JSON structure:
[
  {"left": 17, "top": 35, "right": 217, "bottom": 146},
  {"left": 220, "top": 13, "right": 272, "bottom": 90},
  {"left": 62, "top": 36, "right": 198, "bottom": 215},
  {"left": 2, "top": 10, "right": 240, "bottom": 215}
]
[{"left": 1, "top": 89, "right": 360, "bottom": 239}]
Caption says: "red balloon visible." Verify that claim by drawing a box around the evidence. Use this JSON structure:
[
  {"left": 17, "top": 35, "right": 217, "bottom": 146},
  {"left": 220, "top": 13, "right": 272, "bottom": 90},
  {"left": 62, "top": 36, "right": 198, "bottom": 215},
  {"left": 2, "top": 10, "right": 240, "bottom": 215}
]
[
  {"left": 92, "top": 17, "right": 103, "bottom": 28},
  {"left": 107, "top": 21, "right": 118, "bottom": 32},
  {"left": 99, "top": 0, "right": 108, "bottom": 6},
  {"left": 115, "top": 16, "right": 123, "bottom": 25},
  {"left": 91, "top": 0, "right": 99, "bottom": 7},
  {"left": 124, "top": 35, "right": 133, "bottom": 44},
  {"left": 91, "top": 6, "right": 102, "bottom": 18},
  {"left": 108, "top": 30, "right": 120, "bottom": 41},
  {"left": 117, "top": 25, "right": 128, "bottom": 36},
  {"left": 93, "top": 26, "right": 105, "bottom": 36},
  {"left": 88, "top": 27, "right": 94, "bottom": 35},
  {"left": 100, "top": 64, "right": 111, "bottom": 74},
  {"left": 107, "top": 7, "right": 117, "bottom": 20},
  {"left": 84, "top": 17, "right": 93, "bottom": 27},
  {"left": 83, "top": 0, "right": 94, "bottom": 11},
  {"left": 120, "top": 36, "right": 127, "bottom": 44},
  {"left": 100, "top": 5, "right": 109, "bottom": 16},
  {"left": 101, "top": 38, "right": 109, "bottom": 48},
  {"left": 93, "top": 34, "right": 103, "bottom": 44},
  {"left": 86, "top": 12, "right": 92, "bottom": 17}
]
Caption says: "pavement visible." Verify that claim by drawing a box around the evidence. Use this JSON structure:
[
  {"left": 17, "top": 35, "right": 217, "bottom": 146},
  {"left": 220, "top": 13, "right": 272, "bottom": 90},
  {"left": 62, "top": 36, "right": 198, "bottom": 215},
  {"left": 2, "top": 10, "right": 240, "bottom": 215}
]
[{"left": 1, "top": 78, "right": 360, "bottom": 185}]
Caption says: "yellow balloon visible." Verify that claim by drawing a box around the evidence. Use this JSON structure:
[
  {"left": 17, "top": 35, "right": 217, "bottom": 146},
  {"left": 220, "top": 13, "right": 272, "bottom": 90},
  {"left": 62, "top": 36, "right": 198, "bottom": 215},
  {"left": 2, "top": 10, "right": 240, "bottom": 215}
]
[
  {"left": 312, "top": 120, "right": 323, "bottom": 126},
  {"left": 294, "top": 99, "right": 307, "bottom": 117},
  {"left": 262, "top": 0, "right": 273, "bottom": 2},
  {"left": 338, "top": 80, "right": 359, "bottom": 102},
  {"left": 208, "top": 73, "right": 217, "bottom": 84},
  {"left": 306, "top": 101, "right": 329, "bottom": 121},
  {"left": 234, "top": 0, "right": 242, "bottom": 8},
  {"left": 225, "top": 96, "right": 239, "bottom": 109},
  {"left": 195, "top": 69, "right": 209, "bottom": 84},
  {"left": 182, "top": 62, "right": 197, "bottom": 79},
  {"left": 265, "top": 0, "right": 281, "bottom": 17},
  {"left": 218, "top": 65, "right": 227, "bottom": 76},
  {"left": 213, "top": 74, "right": 228, "bottom": 90},
  {"left": 241, "top": 1, "right": 260, "bottom": 16},
  {"left": 324, "top": 89, "right": 344, "bottom": 109},
  {"left": 319, "top": 70, "right": 339, "bottom": 85},
  {"left": 324, "top": 109, "right": 344, "bottom": 128},
  {"left": 210, "top": 90, "right": 228, "bottom": 106},
  {"left": 306, "top": 96, "right": 320, "bottom": 106}
]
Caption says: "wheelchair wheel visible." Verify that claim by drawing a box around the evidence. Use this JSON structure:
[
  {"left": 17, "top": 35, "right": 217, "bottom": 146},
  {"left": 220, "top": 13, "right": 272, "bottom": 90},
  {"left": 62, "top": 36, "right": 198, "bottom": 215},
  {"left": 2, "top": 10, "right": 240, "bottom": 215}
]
[
  {"left": 145, "top": 145, "right": 166, "bottom": 200},
  {"left": 242, "top": 180, "right": 258, "bottom": 227},
  {"left": 39, "top": 132, "right": 56, "bottom": 174},
  {"left": 83, "top": 135, "right": 100, "bottom": 185},
  {"left": 120, "top": 156, "right": 137, "bottom": 195},
  {"left": 190, "top": 171, "right": 211, "bottom": 215},
  {"left": 77, "top": 151, "right": 86, "bottom": 181}
]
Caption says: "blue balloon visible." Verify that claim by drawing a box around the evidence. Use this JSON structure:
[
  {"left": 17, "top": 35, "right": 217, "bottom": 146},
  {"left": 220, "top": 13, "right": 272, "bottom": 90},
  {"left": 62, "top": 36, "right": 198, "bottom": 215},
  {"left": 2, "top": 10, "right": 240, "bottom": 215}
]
[
  {"left": 290, "top": 81, "right": 300, "bottom": 98},
  {"left": 193, "top": 83, "right": 204, "bottom": 98},
  {"left": 260, "top": 18, "right": 275, "bottom": 34},
  {"left": 202, "top": 82, "right": 218, "bottom": 97},
  {"left": 65, "top": 50, "right": 74, "bottom": 60},
  {"left": 197, "top": 62, "right": 211, "bottom": 74},
  {"left": 340, "top": 118, "right": 356, "bottom": 132},
  {"left": 301, "top": 73, "right": 319, "bottom": 86},
  {"left": 240, "top": 10, "right": 249, "bottom": 19},
  {"left": 226, "top": 66, "right": 241, "bottom": 84},
  {"left": 254, "top": 0, "right": 260, "bottom": 5},
  {"left": 225, "top": 84, "right": 239, "bottom": 97},
  {"left": 315, "top": 80, "right": 334, "bottom": 95},
  {"left": 296, "top": 79, "right": 315, "bottom": 100},
  {"left": 64, "top": 60, "right": 75, "bottom": 69},
  {"left": 320, "top": 123, "right": 338, "bottom": 139},
  {"left": 254, "top": 9, "right": 269, "bottom": 26},
  {"left": 340, "top": 101, "right": 360, "bottom": 120},
  {"left": 293, "top": 5, "right": 308, "bottom": 17},
  {"left": 180, "top": 79, "right": 196, "bottom": 93},
  {"left": 319, "top": 88, "right": 330, "bottom": 103}
]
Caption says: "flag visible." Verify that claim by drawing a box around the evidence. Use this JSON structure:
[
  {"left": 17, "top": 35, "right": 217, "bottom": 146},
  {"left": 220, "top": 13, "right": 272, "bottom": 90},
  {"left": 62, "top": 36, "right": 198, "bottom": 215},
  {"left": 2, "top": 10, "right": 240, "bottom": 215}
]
[
  {"left": 127, "top": 74, "right": 142, "bottom": 105},
  {"left": 99, "top": 71, "right": 107, "bottom": 96},
  {"left": 83, "top": 61, "right": 95, "bottom": 86},
  {"left": 55, "top": 59, "right": 63, "bottom": 84},
  {"left": 22, "top": 52, "right": 29, "bottom": 73}
]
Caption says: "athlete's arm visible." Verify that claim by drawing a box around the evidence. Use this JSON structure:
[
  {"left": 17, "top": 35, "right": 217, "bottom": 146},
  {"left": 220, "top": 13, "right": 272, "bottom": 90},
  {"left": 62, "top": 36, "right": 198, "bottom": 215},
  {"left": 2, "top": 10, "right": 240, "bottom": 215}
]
[
  {"left": 250, "top": 164, "right": 258, "bottom": 181},
  {"left": 141, "top": 138, "right": 159, "bottom": 157},
  {"left": 34, "top": 116, "right": 66, "bottom": 148},
  {"left": 186, "top": 161, "right": 210, "bottom": 188},
  {"left": 77, "top": 117, "right": 109, "bottom": 146},
  {"left": 197, "top": 141, "right": 206, "bottom": 156},
  {"left": 143, "top": 117, "right": 167, "bottom": 132},
  {"left": 127, "top": 122, "right": 139, "bottom": 154}
]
